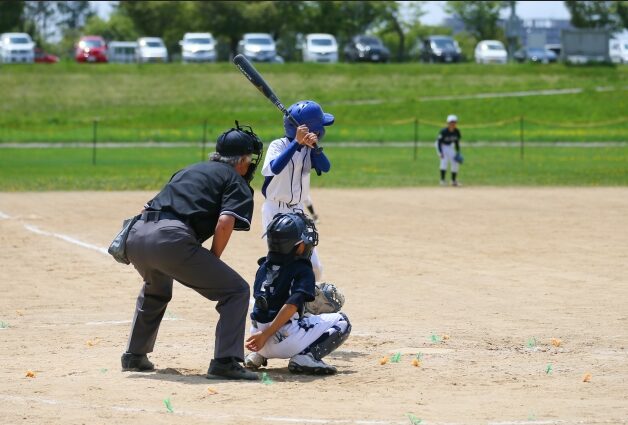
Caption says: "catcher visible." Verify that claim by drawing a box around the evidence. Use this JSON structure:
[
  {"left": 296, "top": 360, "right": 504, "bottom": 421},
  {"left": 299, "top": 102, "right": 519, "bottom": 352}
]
[{"left": 244, "top": 211, "right": 350, "bottom": 375}]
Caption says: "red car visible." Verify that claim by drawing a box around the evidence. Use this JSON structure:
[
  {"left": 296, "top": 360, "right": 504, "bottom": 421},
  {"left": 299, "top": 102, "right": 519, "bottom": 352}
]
[
  {"left": 34, "top": 47, "right": 59, "bottom": 63},
  {"left": 75, "top": 35, "right": 108, "bottom": 63}
]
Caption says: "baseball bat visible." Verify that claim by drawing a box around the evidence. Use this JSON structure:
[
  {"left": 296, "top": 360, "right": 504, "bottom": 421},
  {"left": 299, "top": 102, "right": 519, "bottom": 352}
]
[{"left": 232, "top": 54, "right": 321, "bottom": 151}]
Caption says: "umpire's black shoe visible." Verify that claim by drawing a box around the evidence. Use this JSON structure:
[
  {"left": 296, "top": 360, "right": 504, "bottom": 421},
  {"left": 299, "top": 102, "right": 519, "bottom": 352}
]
[
  {"left": 207, "top": 358, "right": 259, "bottom": 381},
  {"left": 121, "top": 352, "right": 155, "bottom": 372}
]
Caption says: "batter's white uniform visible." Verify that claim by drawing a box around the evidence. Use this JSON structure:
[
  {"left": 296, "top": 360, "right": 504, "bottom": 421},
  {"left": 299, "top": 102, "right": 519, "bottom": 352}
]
[
  {"left": 261, "top": 137, "right": 323, "bottom": 280},
  {"left": 250, "top": 312, "right": 347, "bottom": 359},
  {"left": 435, "top": 141, "right": 459, "bottom": 173}
]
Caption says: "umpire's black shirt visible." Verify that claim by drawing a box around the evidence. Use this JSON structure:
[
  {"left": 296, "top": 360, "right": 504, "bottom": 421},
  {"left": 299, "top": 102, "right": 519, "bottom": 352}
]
[{"left": 146, "top": 161, "right": 254, "bottom": 243}]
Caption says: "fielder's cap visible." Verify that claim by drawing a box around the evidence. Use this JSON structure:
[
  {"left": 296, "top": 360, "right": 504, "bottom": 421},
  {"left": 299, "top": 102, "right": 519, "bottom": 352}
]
[{"left": 447, "top": 114, "right": 458, "bottom": 123}]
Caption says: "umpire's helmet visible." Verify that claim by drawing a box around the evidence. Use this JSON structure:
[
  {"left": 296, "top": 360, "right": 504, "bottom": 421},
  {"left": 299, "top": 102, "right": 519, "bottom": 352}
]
[
  {"left": 265, "top": 211, "right": 318, "bottom": 259},
  {"left": 216, "top": 121, "right": 263, "bottom": 182},
  {"left": 284, "top": 100, "right": 334, "bottom": 141}
]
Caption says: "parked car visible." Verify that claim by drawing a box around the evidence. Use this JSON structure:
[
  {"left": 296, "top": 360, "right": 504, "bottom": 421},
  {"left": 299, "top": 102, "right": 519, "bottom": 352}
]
[
  {"left": 343, "top": 35, "right": 390, "bottom": 63},
  {"left": 237, "top": 33, "right": 278, "bottom": 62},
  {"left": 34, "top": 47, "right": 59, "bottom": 63},
  {"left": 301, "top": 33, "right": 338, "bottom": 63},
  {"left": 108, "top": 41, "right": 137, "bottom": 63},
  {"left": 137, "top": 37, "right": 168, "bottom": 63},
  {"left": 474, "top": 40, "right": 507, "bottom": 64},
  {"left": 0, "top": 32, "right": 35, "bottom": 63},
  {"left": 420, "top": 36, "right": 462, "bottom": 63},
  {"left": 610, "top": 39, "right": 628, "bottom": 63},
  {"left": 179, "top": 32, "right": 217, "bottom": 63},
  {"left": 75, "top": 35, "right": 108, "bottom": 63},
  {"left": 513, "top": 47, "right": 557, "bottom": 63}
]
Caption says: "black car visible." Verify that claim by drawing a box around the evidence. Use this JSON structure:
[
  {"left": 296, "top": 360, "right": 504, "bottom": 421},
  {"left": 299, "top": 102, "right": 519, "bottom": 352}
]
[
  {"left": 419, "top": 36, "right": 462, "bottom": 63},
  {"left": 513, "top": 47, "right": 558, "bottom": 63},
  {"left": 344, "top": 35, "right": 390, "bottom": 63}
]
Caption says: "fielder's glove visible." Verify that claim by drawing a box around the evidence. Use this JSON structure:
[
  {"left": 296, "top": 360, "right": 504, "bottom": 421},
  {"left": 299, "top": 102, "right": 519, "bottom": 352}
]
[
  {"left": 304, "top": 282, "right": 345, "bottom": 315},
  {"left": 454, "top": 153, "right": 464, "bottom": 164}
]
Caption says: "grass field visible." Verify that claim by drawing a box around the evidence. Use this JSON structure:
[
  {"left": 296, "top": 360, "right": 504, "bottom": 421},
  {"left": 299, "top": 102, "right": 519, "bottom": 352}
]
[
  {"left": 0, "top": 62, "right": 626, "bottom": 143},
  {"left": 1, "top": 145, "right": 627, "bottom": 191}
]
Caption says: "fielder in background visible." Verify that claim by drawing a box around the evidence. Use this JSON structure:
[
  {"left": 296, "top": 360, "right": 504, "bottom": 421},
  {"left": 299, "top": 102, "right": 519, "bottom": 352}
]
[
  {"left": 120, "top": 122, "right": 262, "bottom": 381},
  {"left": 261, "top": 100, "right": 334, "bottom": 280},
  {"left": 435, "top": 114, "right": 463, "bottom": 187},
  {"left": 244, "top": 212, "right": 351, "bottom": 375}
]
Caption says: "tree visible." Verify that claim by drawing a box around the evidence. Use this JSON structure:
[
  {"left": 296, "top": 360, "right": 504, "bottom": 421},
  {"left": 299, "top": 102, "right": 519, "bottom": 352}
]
[
  {"left": 564, "top": 1, "right": 627, "bottom": 32},
  {"left": 24, "top": 0, "right": 56, "bottom": 43},
  {"left": 0, "top": 1, "right": 25, "bottom": 33},
  {"left": 56, "top": 1, "right": 92, "bottom": 30},
  {"left": 445, "top": 1, "right": 507, "bottom": 40},
  {"left": 376, "top": 1, "right": 425, "bottom": 61},
  {"left": 82, "top": 12, "right": 139, "bottom": 42}
]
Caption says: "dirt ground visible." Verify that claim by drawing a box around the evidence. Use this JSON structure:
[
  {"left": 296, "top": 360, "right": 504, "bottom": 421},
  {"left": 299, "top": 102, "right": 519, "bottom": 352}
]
[{"left": 0, "top": 188, "right": 627, "bottom": 425}]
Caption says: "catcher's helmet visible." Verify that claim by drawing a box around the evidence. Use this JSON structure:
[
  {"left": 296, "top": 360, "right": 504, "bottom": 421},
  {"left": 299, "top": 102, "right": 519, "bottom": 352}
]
[
  {"left": 265, "top": 211, "right": 318, "bottom": 259},
  {"left": 216, "top": 121, "right": 263, "bottom": 182},
  {"left": 284, "top": 100, "right": 334, "bottom": 141}
]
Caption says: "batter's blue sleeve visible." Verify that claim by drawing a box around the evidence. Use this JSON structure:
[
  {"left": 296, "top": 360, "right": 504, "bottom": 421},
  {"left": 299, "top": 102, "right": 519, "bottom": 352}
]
[
  {"left": 310, "top": 149, "right": 331, "bottom": 174},
  {"left": 269, "top": 140, "right": 299, "bottom": 175}
]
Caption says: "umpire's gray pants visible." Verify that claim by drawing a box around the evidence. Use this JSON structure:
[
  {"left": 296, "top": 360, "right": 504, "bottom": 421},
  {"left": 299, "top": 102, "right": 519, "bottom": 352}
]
[{"left": 124, "top": 217, "right": 250, "bottom": 361}]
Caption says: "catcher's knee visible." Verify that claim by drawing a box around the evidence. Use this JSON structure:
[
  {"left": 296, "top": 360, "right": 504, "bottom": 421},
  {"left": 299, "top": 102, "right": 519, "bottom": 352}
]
[{"left": 309, "top": 313, "right": 351, "bottom": 360}]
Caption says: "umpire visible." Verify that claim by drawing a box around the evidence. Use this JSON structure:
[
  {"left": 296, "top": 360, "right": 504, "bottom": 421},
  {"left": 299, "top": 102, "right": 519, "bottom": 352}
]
[{"left": 121, "top": 122, "right": 262, "bottom": 381}]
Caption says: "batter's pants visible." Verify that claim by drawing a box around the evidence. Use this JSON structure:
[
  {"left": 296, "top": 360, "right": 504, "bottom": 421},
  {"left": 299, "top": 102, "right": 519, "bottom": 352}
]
[
  {"left": 124, "top": 217, "right": 250, "bottom": 361},
  {"left": 261, "top": 200, "right": 323, "bottom": 281}
]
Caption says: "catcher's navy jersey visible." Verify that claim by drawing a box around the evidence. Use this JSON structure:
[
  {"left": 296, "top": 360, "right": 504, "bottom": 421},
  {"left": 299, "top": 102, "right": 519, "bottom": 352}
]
[{"left": 251, "top": 256, "right": 316, "bottom": 324}]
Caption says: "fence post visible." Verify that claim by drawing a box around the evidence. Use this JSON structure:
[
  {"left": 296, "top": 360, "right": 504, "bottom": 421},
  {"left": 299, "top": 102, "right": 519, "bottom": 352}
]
[
  {"left": 413, "top": 118, "right": 418, "bottom": 161},
  {"left": 92, "top": 119, "right": 98, "bottom": 165},
  {"left": 201, "top": 119, "right": 208, "bottom": 161},
  {"left": 519, "top": 116, "right": 524, "bottom": 160}
]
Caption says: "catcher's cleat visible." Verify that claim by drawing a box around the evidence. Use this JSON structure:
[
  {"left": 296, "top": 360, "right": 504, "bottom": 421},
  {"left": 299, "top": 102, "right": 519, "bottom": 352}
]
[
  {"left": 244, "top": 352, "right": 268, "bottom": 369},
  {"left": 207, "top": 358, "right": 259, "bottom": 380},
  {"left": 288, "top": 353, "right": 337, "bottom": 375},
  {"left": 121, "top": 352, "right": 155, "bottom": 372}
]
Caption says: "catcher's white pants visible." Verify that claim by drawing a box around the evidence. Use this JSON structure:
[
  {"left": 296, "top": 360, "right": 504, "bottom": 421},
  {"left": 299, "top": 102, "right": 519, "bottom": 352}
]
[
  {"left": 262, "top": 199, "right": 323, "bottom": 281},
  {"left": 437, "top": 143, "right": 459, "bottom": 173},
  {"left": 251, "top": 312, "right": 346, "bottom": 359}
]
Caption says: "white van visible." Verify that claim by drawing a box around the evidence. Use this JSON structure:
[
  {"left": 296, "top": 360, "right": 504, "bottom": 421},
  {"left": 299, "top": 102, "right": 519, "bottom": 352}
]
[
  {"left": 179, "top": 33, "right": 217, "bottom": 63},
  {"left": 237, "top": 33, "right": 278, "bottom": 62},
  {"left": 302, "top": 33, "right": 338, "bottom": 63},
  {"left": 610, "top": 39, "right": 628, "bottom": 63},
  {"left": 0, "top": 33, "right": 35, "bottom": 63},
  {"left": 137, "top": 37, "right": 168, "bottom": 63},
  {"left": 108, "top": 41, "right": 138, "bottom": 63},
  {"left": 474, "top": 40, "right": 507, "bottom": 64}
]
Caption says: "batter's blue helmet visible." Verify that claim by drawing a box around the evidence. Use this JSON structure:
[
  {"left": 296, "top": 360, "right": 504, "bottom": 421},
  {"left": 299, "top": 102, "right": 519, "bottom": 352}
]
[{"left": 284, "top": 100, "right": 334, "bottom": 141}]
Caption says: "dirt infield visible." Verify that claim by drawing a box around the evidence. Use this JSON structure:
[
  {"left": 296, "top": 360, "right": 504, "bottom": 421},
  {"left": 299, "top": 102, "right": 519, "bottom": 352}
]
[{"left": 1, "top": 188, "right": 627, "bottom": 425}]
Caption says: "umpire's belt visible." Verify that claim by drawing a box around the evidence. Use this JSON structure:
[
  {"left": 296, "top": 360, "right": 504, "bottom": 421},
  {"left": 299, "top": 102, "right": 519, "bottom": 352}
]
[{"left": 141, "top": 210, "right": 187, "bottom": 223}]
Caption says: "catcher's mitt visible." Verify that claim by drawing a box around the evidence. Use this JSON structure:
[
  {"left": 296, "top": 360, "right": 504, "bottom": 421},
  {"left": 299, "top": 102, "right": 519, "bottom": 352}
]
[
  {"left": 454, "top": 153, "right": 464, "bottom": 164},
  {"left": 304, "top": 282, "right": 345, "bottom": 315}
]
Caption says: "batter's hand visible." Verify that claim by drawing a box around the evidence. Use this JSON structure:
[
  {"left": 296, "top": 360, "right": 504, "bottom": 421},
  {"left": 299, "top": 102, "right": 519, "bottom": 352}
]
[
  {"left": 245, "top": 331, "right": 270, "bottom": 352},
  {"left": 296, "top": 125, "right": 318, "bottom": 148}
]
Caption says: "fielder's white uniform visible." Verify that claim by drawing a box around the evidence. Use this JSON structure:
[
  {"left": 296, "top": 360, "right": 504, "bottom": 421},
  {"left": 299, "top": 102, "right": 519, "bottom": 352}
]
[
  {"left": 261, "top": 137, "right": 323, "bottom": 280},
  {"left": 250, "top": 312, "right": 348, "bottom": 359}
]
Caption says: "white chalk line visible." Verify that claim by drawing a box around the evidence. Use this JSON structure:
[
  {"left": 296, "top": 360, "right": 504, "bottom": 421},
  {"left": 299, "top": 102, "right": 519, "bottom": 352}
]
[
  {"left": 0, "top": 394, "right": 622, "bottom": 425},
  {"left": 23, "top": 223, "right": 109, "bottom": 256}
]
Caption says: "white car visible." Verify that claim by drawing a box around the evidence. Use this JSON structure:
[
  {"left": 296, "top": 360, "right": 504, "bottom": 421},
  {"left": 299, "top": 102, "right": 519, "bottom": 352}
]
[
  {"left": 137, "top": 37, "right": 168, "bottom": 63},
  {"left": 474, "top": 40, "right": 508, "bottom": 64},
  {"left": 610, "top": 39, "right": 628, "bottom": 63},
  {"left": 180, "top": 32, "right": 217, "bottom": 63},
  {"left": 302, "top": 33, "right": 338, "bottom": 63},
  {"left": 237, "top": 33, "right": 278, "bottom": 62},
  {"left": 0, "top": 32, "right": 35, "bottom": 63}
]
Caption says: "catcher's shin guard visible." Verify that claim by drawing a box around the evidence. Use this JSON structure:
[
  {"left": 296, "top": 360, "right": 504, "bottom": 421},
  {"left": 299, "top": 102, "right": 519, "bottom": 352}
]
[{"left": 309, "top": 313, "right": 351, "bottom": 360}]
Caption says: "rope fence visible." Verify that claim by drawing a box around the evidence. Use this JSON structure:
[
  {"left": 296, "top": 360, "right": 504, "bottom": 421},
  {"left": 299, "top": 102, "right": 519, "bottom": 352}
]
[{"left": 0, "top": 116, "right": 626, "bottom": 164}]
